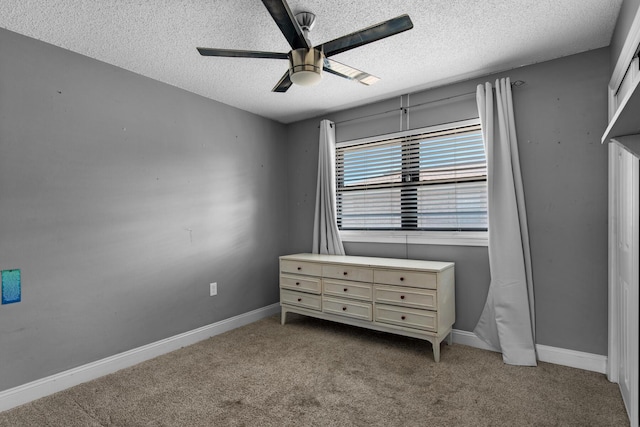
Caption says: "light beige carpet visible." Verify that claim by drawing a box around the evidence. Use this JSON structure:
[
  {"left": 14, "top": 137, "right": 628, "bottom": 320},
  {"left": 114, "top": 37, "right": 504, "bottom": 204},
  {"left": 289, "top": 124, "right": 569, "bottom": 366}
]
[{"left": 0, "top": 314, "right": 629, "bottom": 426}]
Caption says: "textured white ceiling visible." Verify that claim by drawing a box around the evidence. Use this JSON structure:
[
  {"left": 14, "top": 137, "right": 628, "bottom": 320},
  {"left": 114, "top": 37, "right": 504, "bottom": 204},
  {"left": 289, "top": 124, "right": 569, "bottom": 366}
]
[{"left": 0, "top": 0, "right": 623, "bottom": 123}]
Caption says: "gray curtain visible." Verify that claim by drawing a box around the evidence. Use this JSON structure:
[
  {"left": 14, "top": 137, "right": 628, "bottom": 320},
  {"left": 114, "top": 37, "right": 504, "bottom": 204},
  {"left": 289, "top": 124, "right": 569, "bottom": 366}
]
[
  {"left": 474, "top": 78, "right": 537, "bottom": 366},
  {"left": 312, "top": 120, "right": 345, "bottom": 255}
]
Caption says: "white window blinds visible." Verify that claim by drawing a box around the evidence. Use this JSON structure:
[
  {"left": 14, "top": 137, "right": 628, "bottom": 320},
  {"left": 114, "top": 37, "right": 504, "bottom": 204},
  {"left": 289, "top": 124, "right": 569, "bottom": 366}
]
[{"left": 336, "top": 119, "right": 487, "bottom": 231}]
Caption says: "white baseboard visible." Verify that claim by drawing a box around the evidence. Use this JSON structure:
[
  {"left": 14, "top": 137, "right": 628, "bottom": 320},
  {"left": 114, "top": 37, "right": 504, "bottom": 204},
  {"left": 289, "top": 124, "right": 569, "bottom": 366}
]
[
  {"left": 0, "top": 303, "right": 281, "bottom": 413},
  {"left": 0, "top": 310, "right": 608, "bottom": 413},
  {"left": 451, "top": 329, "right": 501, "bottom": 352},
  {"left": 452, "top": 329, "right": 607, "bottom": 374},
  {"left": 535, "top": 344, "right": 607, "bottom": 374}
]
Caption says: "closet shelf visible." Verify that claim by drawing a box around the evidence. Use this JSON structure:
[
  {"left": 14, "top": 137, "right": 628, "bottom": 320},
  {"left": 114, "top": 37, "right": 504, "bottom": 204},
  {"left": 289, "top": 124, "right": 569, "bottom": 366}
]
[{"left": 602, "top": 76, "right": 640, "bottom": 143}]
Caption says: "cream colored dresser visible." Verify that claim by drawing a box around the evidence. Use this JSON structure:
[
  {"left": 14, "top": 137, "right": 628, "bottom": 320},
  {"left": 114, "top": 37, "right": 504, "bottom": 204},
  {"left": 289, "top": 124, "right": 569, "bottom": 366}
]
[{"left": 279, "top": 253, "right": 455, "bottom": 362}]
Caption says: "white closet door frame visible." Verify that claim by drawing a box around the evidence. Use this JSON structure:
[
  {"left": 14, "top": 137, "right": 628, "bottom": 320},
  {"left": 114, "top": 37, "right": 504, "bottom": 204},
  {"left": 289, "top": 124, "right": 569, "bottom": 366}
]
[
  {"left": 607, "top": 143, "right": 619, "bottom": 383},
  {"left": 608, "top": 141, "right": 639, "bottom": 426},
  {"left": 606, "top": 5, "right": 638, "bottom": 372},
  {"left": 606, "top": 10, "right": 640, "bottom": 426}
]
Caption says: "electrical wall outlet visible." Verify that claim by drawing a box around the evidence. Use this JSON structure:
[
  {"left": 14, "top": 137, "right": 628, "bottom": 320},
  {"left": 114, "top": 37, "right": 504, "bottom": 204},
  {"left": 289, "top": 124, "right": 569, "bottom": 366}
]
[{"left": 209, "top": 282, "right": 217, "bottom": 296}]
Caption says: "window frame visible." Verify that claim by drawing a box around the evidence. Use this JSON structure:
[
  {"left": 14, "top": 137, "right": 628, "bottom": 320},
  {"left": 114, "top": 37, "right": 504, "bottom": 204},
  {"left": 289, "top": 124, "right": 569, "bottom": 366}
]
[{"left": 335, "top": 118, "right": 488, "bottom": 247}]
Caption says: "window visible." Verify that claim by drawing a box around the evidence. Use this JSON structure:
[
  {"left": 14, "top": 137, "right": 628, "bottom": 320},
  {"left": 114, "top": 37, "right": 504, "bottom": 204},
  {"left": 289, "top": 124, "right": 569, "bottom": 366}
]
[{"left": 335, "top": 119, "right": 487, "bottom": 245}]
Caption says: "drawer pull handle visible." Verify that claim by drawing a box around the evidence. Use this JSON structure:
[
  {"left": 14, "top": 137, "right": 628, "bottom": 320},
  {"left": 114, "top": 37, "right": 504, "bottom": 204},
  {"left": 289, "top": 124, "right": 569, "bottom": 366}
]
[
  {"left": 343, "top": 288, "right": 348, "bottom": 292},
  {"left": 400, "top": 277, "right": 404, "bottom": 281},
  {"left": 297, "top": 298, "right": 302, "bottom": 302},
  {"left": 297, "top": 267, "right": 301, "bottom": 270},
  {"left": 343, "top": 271, "right": 348, "bottom": 276},
  {"left": 342, "top": 306, "right": 347, "bottom": 311},
  {"left": 296, "top": 282, "right": 300, "bottom": 286},
  {"left": 401, "top": 315, "right": 406, "bottom": 320},
  {"left": 400, "top": 295, "right": 405, "bottom": 300}
]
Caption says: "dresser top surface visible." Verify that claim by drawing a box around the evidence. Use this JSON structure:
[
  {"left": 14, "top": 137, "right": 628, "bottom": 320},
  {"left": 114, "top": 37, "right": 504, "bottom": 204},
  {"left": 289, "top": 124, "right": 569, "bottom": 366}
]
[{"left": 280, "top": 253, "right": 454, "bottom": 272}]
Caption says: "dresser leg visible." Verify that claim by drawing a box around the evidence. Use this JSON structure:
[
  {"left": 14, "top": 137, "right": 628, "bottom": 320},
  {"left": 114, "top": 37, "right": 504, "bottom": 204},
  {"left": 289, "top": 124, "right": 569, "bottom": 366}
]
[
  {"left": 280, "top": 308, "right": 287, "bottom": 325},
  {"left": 446, "top": 332, "right": 453, "bottom": 345},
  {"left": 432, "top": 340, "right": 441, "bottom": 363}
]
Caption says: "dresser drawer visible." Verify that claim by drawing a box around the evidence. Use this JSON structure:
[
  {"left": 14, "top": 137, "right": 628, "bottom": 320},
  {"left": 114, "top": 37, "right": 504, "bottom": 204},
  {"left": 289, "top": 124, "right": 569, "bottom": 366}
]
[
  {"left": 374, "top": 304, "right": 437, "bottom": 331},
  {"left": 281, "top": 274, "right": 321, "bottom": 294},
  {"left": 322, "top": 297, "right": 372, "bottom": 321},
  {"left": 323, "top": 279, "right": 372, "bottom": 301},
  {"left": 374, "top": 269, "right": 437, "bottom": 289},
  {"left": 374, "top": 285, "right": 436, "bottom": 310},
  {"left": 322, "top": 264, "right": 373, "bottom": 283},
  {"left": 281, "top": 289, "right": 322, "bottom": 311},
  {"left": 281, "top": 260, "right": 322, "bottom": 277}
]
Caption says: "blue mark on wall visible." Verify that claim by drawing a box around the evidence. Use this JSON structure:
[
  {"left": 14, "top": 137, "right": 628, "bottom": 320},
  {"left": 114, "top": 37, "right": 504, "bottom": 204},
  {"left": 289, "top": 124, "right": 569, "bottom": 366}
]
[{"left": 1, "top": 269, "right": 21, "bottom": 304}]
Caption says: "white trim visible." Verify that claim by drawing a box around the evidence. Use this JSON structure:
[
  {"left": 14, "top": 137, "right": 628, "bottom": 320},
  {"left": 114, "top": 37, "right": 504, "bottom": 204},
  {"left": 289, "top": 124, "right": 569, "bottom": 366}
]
[
  {"left": 451, "top": 329, "right": 607, "bottom": 374},
  {"left": 610, "top": 10, "right": 640, "bottom": 96},
  {"left": 451, "top": 329, "right": 500, "bottom": 352},
  {"left": 536, "top": 345, "right": 607, "bottom": 375},
  {"left": 0, "top": 306, "right": 609, "bottom": 413},
  {"left": 340, "top": 230, "right": 488, "bottom": 247},
  {"left": 605, "top": 6, "right": 640, "bottom": 143},
  {"left": 608, "top": 84, "right": 616, "bottom": 122},
  {"left": 0, "top": 303, "right": 281, "bottom": 413},
  {"left": 608, "top": 143, "right": 620, "bottom": 382}
]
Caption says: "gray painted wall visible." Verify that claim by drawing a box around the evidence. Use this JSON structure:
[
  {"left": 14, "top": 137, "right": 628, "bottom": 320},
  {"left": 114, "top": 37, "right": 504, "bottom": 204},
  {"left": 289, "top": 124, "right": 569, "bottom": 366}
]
[
  {"left": 286, "top": 48, "right": 610, "bottom": 355},
  {"left": 0, "top": 24, "right": 613, "bottom": 393},
  {"left": 611, "top": 0, "right": 640, "bottom": 72},
  {"left": 0, "top": 28, "right": 288, "bottom": 391}
]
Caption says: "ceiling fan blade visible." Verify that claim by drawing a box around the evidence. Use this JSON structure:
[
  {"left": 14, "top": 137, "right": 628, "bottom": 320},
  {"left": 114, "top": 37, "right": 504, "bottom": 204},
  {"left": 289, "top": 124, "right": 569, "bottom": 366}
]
[
  {"left": 323, "top": 58, "right": 380, "bottom": 86},
  {"left": 197, "top": 47, "right": 288, "bottom": 60},
  {"left": 272, "top": 70, "right": 293, "bottom": 92},
  {"left": 319, "top": 14, "right": 413, "bottom": 57},
  {"left": 262, "top": 0, "right": 311, "bottom": 50}
]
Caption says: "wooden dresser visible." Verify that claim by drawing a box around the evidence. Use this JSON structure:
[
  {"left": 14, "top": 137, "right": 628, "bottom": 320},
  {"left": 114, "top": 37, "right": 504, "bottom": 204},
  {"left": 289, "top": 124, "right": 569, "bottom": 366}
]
[{"left": 279, "top": 253, "right": 455, "bottom": 362}]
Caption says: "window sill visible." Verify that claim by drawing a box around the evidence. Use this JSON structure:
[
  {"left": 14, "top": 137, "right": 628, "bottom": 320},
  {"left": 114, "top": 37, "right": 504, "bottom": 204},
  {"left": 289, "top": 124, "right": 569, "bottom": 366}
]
[{"left": 339, "top": 230, "right": 488, "bottom": 247}]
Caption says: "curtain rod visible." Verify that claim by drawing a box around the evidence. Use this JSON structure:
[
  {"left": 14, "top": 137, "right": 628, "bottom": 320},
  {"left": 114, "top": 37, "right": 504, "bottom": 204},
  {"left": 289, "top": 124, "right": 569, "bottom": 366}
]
[{"left": 320, "top": 80, "right": 525, "bottom": 128}]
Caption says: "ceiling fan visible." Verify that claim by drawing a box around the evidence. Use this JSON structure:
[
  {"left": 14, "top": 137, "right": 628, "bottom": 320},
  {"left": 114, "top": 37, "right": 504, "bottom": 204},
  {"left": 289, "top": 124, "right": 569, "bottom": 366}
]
[{"left": 197, "top": 0, "right": 413, "bottom": 92}]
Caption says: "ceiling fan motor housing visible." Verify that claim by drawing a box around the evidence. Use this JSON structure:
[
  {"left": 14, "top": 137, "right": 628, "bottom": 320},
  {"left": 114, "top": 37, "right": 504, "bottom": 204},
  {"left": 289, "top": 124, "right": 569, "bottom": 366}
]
[{"left": 288, "top": 48, "right": 323, "bottom": 86}]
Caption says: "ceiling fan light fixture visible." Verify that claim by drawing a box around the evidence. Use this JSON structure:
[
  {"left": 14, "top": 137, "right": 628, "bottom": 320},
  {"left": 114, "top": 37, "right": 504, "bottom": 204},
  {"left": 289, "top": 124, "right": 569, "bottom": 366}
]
[
  {"left": 290, "top": 69, "right": 322, "bottom": 86},
  {"left": 289, "top": 48, "right": 323, "bottom": 86}
]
